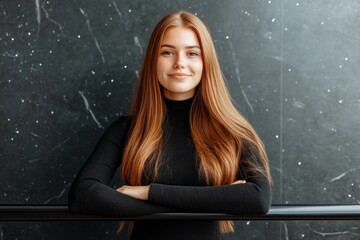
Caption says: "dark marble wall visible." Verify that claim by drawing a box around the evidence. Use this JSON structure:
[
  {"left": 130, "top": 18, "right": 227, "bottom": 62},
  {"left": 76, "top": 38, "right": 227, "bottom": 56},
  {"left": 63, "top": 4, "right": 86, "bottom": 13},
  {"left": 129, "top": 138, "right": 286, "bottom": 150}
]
[{"left": 1, "top": 0, "right": 359, "bottom": 239}]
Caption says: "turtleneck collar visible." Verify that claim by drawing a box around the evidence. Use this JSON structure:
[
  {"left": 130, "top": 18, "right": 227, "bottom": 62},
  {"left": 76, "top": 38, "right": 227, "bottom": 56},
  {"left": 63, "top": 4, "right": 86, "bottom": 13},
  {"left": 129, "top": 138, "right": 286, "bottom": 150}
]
[{"left": 164, "top": 97, "right": 193, "bottom": 122}]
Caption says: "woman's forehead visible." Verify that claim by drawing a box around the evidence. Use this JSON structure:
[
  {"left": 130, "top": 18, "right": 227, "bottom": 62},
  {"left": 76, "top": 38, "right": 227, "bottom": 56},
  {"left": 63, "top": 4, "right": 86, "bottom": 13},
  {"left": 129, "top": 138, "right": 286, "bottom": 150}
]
[{"left": 161, "top": 27, "right": 200, "bottom": 48}]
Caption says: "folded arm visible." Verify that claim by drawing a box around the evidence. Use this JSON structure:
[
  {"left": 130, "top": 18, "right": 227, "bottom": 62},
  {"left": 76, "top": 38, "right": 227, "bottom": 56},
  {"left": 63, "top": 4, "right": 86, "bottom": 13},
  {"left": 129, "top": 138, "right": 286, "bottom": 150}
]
[
  {"left": 147, "top": 175, "right": 271, "bottom": 215},
  {"left": 68, "top": 117, "right": 179, "bottom": 217}
]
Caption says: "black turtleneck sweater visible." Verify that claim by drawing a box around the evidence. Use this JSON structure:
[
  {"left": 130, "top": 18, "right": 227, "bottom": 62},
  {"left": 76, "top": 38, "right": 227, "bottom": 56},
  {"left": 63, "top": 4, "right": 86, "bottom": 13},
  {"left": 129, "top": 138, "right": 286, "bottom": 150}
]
[{"left": 68, "top": 98, "right": 271, "bottom": 240}]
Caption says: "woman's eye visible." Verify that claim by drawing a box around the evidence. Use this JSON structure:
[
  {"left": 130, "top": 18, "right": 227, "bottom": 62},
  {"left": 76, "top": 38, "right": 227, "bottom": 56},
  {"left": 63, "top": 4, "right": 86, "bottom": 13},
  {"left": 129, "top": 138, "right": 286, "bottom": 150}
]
[
  {"left": 161, "top": 51, "right": 173, "bottom": 56},
  {"left": 188, "top": 52, "right": 199, "bottom": 57}
]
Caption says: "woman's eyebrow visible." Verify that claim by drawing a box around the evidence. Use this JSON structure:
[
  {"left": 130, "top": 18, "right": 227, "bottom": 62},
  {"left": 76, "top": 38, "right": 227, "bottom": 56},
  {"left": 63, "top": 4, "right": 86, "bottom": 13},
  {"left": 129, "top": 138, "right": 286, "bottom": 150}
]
[{"left": 160, "top": 44, "right": 201, "bottom": 49}]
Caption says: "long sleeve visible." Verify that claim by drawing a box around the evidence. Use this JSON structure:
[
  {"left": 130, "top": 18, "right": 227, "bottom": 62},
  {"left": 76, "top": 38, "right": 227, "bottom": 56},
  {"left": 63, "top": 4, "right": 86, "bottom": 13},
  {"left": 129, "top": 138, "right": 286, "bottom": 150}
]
[
  {"left": 68, "top": 117, "right": 178, "bottom": 217},
  {"left": 148, "top": 176, "right": 270, "bottom": 215},
  {"left": 147, "top": 144, "right": 272, "bottom": 215}
]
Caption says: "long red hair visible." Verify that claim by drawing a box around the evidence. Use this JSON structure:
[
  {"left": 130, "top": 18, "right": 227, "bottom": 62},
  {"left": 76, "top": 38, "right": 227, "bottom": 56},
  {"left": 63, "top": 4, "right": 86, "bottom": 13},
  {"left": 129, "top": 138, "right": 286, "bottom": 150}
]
[{"left": 120, "top": 11, "right": 271, "bottom": 234}]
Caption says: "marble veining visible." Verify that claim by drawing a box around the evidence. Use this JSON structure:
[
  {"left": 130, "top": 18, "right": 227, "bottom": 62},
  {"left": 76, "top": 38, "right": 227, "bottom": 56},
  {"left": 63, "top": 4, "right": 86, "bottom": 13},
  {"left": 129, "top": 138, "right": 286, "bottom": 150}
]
[{"left": 79, "top": 91, "right": 103, "bottom": 128}]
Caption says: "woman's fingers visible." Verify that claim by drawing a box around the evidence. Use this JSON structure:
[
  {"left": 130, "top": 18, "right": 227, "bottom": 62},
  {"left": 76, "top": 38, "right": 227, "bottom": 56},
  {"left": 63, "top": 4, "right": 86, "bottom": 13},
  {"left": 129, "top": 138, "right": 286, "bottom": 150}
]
[
  {"left": 116, "top": 185, "right": 149, "bottom": 200},
  {"left": 231, "top": 180, "right": 246, "bottom": 185}
]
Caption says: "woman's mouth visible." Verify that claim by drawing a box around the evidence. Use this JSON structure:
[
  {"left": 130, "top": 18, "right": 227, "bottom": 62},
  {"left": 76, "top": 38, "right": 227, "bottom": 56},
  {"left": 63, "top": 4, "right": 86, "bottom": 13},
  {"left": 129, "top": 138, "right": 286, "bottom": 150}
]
[{"left": 168, "top": 73, "right": 191, "bottom": 79}]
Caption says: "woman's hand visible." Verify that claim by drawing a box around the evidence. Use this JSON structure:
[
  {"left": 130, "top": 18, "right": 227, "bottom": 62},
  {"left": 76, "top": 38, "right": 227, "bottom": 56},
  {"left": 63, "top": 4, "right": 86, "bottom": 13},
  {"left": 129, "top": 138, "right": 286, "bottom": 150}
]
[
  {"left": 116, "top": 185, "right": 150, "bottom": 200},
  {"left": 231, "top": 180, "right": 246, "bottom": 185}
]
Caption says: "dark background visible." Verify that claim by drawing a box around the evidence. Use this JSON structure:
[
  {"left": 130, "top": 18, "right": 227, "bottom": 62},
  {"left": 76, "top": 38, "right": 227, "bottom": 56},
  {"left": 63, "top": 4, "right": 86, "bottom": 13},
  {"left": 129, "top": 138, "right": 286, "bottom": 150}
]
[{"left": 1, "top": 0, "right": 359, "bottom": 239}]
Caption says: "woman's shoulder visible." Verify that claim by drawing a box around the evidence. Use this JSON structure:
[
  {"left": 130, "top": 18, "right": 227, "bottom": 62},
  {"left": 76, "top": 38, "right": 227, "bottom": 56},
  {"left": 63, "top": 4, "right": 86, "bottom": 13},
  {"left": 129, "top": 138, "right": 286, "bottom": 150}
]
[
  {"left": 108, "top": 115, "right": 132, "bottom": 130},
  {"left": 112, "top": 115, "right": 132, "bottom": 124},
  {"left": 100, "top": 116, "right": 133, "bottom": 139}
]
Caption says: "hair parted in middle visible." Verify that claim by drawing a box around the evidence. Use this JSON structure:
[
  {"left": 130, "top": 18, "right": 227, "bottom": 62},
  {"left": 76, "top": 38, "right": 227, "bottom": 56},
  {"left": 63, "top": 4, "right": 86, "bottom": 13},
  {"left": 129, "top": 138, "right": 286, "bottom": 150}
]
[{"left": 120, "top": 11, "right": 271, "bottom": 233}]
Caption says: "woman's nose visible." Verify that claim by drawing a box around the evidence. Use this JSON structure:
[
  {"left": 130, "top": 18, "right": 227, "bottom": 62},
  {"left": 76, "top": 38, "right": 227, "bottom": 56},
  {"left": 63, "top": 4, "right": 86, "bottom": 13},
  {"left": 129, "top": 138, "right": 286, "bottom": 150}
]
[{"left": 173, "top": 54, "right": 185, "bottom": 69}]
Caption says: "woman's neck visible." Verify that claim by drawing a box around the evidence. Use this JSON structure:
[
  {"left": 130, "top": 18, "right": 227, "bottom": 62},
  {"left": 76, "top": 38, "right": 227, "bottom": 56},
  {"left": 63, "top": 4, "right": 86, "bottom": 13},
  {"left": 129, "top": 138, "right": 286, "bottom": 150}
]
[{"left": 164, "top": 97, "right": 193, "bottom": 122}]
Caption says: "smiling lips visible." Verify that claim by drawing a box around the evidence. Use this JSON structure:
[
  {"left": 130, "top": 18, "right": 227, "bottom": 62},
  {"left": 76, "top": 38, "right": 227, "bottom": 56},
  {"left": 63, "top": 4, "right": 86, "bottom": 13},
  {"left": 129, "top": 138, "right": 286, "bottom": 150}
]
[{"left": 168, "top": 73, "right": 192, "bottom": 79}]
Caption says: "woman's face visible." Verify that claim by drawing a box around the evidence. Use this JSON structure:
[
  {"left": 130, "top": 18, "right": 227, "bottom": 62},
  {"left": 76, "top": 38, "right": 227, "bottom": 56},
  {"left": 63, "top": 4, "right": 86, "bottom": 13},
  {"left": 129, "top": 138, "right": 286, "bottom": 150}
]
[{"left": 157, "top": 26, "right": 203, "bottom": 100}]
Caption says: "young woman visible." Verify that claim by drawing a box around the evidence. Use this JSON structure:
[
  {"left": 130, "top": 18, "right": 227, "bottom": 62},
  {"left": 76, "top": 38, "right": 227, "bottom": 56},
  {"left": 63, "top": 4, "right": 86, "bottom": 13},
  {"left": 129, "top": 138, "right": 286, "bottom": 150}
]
[{"left": 68, "top": 11, "right": 272, "bottom": 240}]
